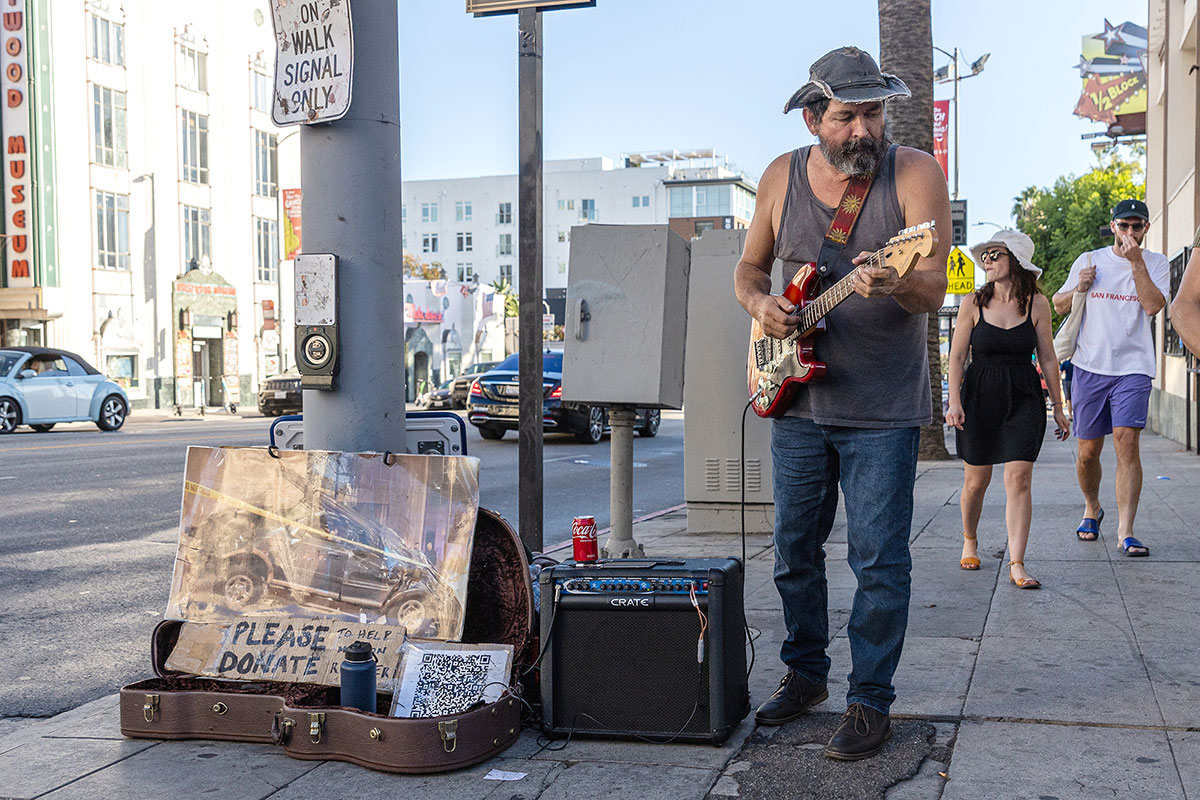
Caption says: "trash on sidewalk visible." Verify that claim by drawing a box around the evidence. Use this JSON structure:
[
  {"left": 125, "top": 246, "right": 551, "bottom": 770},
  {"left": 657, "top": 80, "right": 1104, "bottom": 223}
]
[{"left": 484, "top": 769, "right": 528, "bottom": 781}]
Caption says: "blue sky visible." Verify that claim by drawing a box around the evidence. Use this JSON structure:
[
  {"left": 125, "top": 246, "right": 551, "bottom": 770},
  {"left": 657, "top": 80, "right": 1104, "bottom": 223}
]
[{"left": 398, "top": 0, "right": 1144, "bottom": 243}]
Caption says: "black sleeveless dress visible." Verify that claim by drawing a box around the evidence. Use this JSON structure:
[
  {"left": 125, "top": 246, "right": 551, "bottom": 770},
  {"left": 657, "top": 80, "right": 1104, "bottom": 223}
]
[{"left": 955, "top": 305, "right": 1045, "bottom": 466}]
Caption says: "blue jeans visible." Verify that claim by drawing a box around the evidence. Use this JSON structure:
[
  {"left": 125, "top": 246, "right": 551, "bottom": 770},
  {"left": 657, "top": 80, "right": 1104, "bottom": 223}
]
[{"left": 771, "top": 416, "right": 919, "bottom": 715}]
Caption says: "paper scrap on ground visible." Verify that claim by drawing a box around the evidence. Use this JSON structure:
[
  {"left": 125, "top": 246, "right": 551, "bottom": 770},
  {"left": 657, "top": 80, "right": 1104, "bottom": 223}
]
[
  {"left": 165, "top": 616, "right": 406, "bottom": 688},
  {"left": 484, "top": 769, "right": 527, "bottom": 781},
  {"left": 389, "top": 641, "right": 513, "bottom": 718}
]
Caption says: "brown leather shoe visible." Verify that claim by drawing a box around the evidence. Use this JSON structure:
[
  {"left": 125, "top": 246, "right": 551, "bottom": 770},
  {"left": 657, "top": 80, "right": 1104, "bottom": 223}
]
[
  {"left": 754, "top": 670, "right": 829, "bottom": 726},
  {"left": 824, "top": 703, "right": 892, "bottom": 761}
]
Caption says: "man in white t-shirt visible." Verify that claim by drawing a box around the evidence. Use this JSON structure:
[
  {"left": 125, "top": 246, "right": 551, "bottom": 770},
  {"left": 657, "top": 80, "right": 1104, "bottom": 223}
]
[{"left": 1052, "top": 199, "right": 1169, "bottom": 557}]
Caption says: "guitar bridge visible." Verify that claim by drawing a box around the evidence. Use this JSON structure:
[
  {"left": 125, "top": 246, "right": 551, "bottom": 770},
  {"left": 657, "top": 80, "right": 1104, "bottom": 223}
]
[{"left": 754, "top": 339, "right": 769, "bottom": 370}]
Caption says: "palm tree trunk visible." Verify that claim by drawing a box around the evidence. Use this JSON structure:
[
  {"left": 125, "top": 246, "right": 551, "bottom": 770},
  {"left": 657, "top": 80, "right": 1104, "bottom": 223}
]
[{"left": 878, "top": 0, "right": 951, "bottom": 460}]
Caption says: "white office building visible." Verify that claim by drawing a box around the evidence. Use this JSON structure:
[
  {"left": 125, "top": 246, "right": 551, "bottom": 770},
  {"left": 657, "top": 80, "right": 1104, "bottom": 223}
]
[{"left": 0, "top": 0, "right": 297, "bottom": 410}]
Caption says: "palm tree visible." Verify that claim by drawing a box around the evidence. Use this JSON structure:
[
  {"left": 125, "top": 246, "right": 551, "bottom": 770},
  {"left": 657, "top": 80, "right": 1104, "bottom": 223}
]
[{"left": 879, "top": 0, "right": 950, "bottom": 460}]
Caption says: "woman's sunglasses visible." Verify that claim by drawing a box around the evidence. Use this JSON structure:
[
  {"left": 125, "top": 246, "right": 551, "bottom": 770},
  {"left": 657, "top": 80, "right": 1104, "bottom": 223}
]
[
  {"left": 980, "top": 249, "right": 1008, "bottom": 264},
  {"left": 1115, "top": 221, "right": 1146, "bottom": 232}
]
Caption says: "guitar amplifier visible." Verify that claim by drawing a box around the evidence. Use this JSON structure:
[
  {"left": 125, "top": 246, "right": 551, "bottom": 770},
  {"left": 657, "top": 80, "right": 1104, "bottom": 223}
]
[{"left": 537, "top": 558, "right": 749, "bottom": 744}]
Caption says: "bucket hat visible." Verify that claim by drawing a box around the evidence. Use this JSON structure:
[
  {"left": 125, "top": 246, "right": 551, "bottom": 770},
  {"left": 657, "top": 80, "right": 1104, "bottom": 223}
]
[
  {"left": 784, "top": 46, "right": 911, "bottom": 114},
  {"left": 969, "top": 229, "right": 1042, "bottom": 278}
]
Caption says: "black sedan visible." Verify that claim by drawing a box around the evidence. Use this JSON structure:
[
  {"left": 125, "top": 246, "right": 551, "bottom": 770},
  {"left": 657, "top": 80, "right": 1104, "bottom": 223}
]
[
  {"left": 466, "top": 351, "right": 660, "bottom": 444},
  {"left": 258, "top": 371, "right": 302, "bottom": 416}
]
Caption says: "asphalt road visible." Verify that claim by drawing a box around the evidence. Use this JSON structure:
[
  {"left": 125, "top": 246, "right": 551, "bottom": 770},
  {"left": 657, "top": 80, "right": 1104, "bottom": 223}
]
[{"left": 0, "top": 410, "right": 683, "bottom": 724}]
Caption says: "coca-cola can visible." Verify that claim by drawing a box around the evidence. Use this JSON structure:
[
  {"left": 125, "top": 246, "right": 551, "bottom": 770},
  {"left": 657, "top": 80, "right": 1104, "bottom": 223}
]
[{"left": 572, "top": 515, "right": 598, "bottom": 562}]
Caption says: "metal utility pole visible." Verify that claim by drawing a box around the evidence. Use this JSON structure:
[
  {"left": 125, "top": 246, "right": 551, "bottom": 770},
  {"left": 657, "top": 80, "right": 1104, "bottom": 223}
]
[
  {"left": 602, "top": 406, "right": 643, "bottom": 558},
  {"left": 517, "top": 7, "right": 545, "bottom": 553},
  {"left": 301, "top": 2, "right": 406, "bottom": 454},
  {"left": 934, "top": 46, "right": 989, "bottom": 201}
]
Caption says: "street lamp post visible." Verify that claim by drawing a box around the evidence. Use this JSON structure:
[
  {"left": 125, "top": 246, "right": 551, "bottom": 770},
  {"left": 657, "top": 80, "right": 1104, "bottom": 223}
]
[
  {"left": 933, "top": 47, "right": 989, "bottom": 201},
  {"left": 132, "top": 172, "right": 161, "bottom": 406}
]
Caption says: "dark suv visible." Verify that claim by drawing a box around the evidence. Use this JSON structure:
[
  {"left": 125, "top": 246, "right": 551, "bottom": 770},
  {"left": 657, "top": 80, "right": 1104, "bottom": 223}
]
[
  {"left": 466, "top": 351, "right": 660, "bottom": 444},
  {"left": 258, "top": 371, "right": 302, "bottom": 416},
  {"left": 205, "top": 499, "right": 461, "bottom": 638},
  {"left": 450, "top": 361, "right": 499, "bottom": 409}
]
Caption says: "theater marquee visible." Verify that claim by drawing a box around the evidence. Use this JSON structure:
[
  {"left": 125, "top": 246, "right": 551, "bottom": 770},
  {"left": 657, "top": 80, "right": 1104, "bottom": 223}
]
[{"left": 1, "top": 0, "right": 31, "bottom": 288}]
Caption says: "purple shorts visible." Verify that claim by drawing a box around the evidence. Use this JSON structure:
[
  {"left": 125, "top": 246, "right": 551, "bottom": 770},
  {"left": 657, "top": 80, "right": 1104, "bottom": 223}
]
[{"left": 1071, "top": 367, "right": 1152, "bottom": 440}]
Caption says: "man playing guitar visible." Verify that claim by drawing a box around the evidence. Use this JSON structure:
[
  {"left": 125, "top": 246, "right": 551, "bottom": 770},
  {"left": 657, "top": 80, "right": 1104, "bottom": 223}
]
[{"left": 733, "top": 46, "right": 950, "bottom": 761}]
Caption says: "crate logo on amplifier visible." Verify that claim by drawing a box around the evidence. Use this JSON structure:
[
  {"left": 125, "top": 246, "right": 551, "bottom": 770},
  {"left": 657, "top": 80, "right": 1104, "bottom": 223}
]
[{"left": 609, "top": 596, "right": 652, "bottom": 608}]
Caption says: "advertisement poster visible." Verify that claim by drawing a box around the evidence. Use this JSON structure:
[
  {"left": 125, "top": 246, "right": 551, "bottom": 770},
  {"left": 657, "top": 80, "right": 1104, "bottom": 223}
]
[{"left": 933, "top": 100, "right": 950, "bottom": 180}]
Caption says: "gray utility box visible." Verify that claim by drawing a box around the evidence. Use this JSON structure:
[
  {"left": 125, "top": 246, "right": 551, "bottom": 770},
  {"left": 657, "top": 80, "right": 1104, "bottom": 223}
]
[
  {"left": 684, "top": 230, "right": 775, "bottom": 534},
  {"left": 562, "top": 225, "right": 690, "bottom": 408}
]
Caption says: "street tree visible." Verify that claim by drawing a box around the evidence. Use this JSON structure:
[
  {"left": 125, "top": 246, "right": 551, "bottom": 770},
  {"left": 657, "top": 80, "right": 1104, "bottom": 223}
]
[
  {"left": 879, "top": 0, "right": 949, "bottom": 459},
  {"left": 1014, "top": 146, "right": 1145, "bottom": 324},
  {"left": 403, "top": 253, "right": 445, "bottom": 280}
]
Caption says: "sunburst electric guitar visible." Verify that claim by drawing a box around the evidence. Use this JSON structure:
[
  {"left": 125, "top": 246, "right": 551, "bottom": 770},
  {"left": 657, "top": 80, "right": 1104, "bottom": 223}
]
[{"left": 747, "top": 222, "right": 938, "bottom": 418}]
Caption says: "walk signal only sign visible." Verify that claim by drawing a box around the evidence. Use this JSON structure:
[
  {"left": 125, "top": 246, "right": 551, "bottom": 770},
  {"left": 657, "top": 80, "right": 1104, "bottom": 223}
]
[{"left": 946, "top": 247, "right": 974, "bottom": 294}]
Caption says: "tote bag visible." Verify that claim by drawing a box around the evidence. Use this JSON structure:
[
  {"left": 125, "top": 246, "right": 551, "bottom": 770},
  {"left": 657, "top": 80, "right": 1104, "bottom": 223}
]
[{"left": 1053, "top": 254, "right": 1090, "bottom": 362}]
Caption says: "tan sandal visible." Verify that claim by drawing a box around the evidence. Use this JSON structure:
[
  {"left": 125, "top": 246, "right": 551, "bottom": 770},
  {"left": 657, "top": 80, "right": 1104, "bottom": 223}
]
[
  {"left": 960, "top": 531, "right": 980, "bottom": 570},
  {"left": 1008, "top": 560, "right": 1041, "bottom": 590}
]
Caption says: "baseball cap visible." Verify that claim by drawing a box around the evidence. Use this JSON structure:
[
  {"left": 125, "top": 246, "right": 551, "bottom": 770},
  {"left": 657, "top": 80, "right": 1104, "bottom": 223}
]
[{"left": 1111, "top": 199, "right": 1149, "bottom": 221}]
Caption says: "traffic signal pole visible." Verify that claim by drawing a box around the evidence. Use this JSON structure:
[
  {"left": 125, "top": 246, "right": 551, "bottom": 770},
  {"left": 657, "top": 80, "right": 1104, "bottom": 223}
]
[{"left": 302, "top": 1, "right": 406, "bottom": 454}]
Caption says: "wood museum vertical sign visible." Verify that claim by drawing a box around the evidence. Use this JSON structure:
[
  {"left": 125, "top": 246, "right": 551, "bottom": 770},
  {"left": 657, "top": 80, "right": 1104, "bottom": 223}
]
[{"left": 2, "top": 0, "right": 32, "bottom": 288}]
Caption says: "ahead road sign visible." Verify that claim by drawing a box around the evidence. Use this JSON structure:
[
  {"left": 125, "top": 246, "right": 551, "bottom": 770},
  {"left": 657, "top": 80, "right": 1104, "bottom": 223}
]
[{"left": 946, "top": 247, "right": 975, "bottom": 295}]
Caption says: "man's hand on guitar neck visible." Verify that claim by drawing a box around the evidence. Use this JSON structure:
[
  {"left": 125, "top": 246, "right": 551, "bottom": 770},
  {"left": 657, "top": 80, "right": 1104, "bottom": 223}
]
[
  {"left": 754, "top": 294, "right": 802, "bottom": 340},
  {"left": 850, "top": 250, "right": 901, "bottom": 299}
]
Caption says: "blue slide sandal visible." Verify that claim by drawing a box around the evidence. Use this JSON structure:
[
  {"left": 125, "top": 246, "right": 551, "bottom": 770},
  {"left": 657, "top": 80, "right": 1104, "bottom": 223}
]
[{"left": 1076, "top": 508, "right": 1104, "bottom": 541}]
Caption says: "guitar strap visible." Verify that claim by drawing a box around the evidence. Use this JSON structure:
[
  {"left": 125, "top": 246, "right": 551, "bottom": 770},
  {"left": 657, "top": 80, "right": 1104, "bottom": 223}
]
[{"left": 814, "top": 167, "right": 877, "bottom": 279}]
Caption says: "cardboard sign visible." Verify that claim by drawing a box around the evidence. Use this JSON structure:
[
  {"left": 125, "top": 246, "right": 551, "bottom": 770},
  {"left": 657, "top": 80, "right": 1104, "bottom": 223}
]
[{"left": 166, "top": 616, "right": 407, "bottom": 687}]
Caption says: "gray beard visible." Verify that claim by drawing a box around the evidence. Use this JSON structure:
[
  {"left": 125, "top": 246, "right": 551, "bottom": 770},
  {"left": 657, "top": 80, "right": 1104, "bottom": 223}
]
[{"left": 818, "top": 134, "right": 891, "bottom": 177}]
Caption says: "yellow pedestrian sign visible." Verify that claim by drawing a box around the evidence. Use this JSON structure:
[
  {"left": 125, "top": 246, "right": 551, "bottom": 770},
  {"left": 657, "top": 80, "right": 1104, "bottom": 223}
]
[{"left": 946, "top": 247, "right": 974, "bottom": 294}]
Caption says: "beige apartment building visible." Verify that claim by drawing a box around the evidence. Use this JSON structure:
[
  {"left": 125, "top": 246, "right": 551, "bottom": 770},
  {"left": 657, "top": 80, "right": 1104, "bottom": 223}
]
[{"left": 1146, "top": 0, "right": 1200, "bottom": 446}]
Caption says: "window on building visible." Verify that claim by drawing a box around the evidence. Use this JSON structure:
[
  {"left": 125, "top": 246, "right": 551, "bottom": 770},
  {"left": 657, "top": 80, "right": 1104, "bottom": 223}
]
[
  {"left": 253, "top": 131, "right": 277, "bottom": 197},
  {"left": 557, "top": 231, "right": 566, "bottom": 243},
  {"left": 180, "top": 110, "right": 209, "bottom": 184},
  {"left": 181, "top": 205, "right": 211, "bottom": 266},
  {"left": 90, "top": 15, "right": 125, "bottom": 66},
  {"left": 422, "top": 233, "right": 439, "bottom": 253},
  {"left": 94, "top": 191, "right": 130, "bottom": 270},
  {"left": 557, "top": 261, "right": 567, "bottom": 274},
  {"left": 91, "top": 86, "right": 127, "bottom": 168},
  {"left": 457, "top": 263, "right": 474, "bottom": 282},
  {"left": 632, "top": 196, "right": 640, "bottom": 208},
  {"left": 642, "top": 195, "right": 650, "bottom": 207},
  {"left": 177, "top": 44, "right": 208, "bottom": 92},
  {"left": 694, "top": 220, "right": 715, "bottom": 237},
  {"left": 106, "top": 354, "right": 138, "bottom": 389},
  {"left": 498, "top": 233, "right": 513, "bottom": 256},
  {"left": 499, "top": 264, "right": 512, "bottom": 282},
  {"left": 580, "top": 198, "right": 596, "bottom": 221},
  {"left": 1165, "top": 246, "right": 1192, "bottom": 357},
  {"left": 401, "top": 235, "right": 406, "bottom": 252},
  {"left": 254, "top": 217, "right": 279, "bottom": 283},
  {"left": 251, "top": 70, "right": 271, "bottom": 113},
  {"left": 557, "top": 199, "right": 575, "bottom": 211},
  {"left": 497, "top": 202, "right": 512, "bottom": 224},
  {"left": 456, "top": 201, "right": 472, "bottom": 222},
  {"left": 421, "top": 202, "right": 438, "bottom": 223},
  {"left": 401, "top": 205, "right": 407, "bottom": 224},
  {"left": 456, "top": 232, "right": 473, "bottom": 252}
]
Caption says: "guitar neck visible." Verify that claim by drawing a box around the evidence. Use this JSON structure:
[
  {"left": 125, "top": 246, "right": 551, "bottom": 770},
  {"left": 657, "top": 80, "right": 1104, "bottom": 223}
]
[{"left": 796, "top": 257, "right": 874, "bottom": 332}]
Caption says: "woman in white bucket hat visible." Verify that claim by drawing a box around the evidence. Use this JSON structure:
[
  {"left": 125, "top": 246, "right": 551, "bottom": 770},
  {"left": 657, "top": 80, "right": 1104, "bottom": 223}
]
[{"left": 944, "top": 229, "right": 1069, "bottom": 589}]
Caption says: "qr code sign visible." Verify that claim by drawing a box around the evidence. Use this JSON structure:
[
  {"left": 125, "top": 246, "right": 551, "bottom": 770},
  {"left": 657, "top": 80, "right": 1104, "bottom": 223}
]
[{"left": 409, "top": 652, "right": 493, "bottom": 717}]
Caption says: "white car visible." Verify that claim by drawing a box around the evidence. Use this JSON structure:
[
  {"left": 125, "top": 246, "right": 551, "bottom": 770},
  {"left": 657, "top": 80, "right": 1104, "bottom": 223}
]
[{"left": 0, "top": 346, "right": 129, "bottom": 433}]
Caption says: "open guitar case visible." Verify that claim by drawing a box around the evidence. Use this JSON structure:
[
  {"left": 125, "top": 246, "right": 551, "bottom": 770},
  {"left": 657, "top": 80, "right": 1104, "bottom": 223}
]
[{"left": 119, "top": 508, "right": 535, "bottom": 774}]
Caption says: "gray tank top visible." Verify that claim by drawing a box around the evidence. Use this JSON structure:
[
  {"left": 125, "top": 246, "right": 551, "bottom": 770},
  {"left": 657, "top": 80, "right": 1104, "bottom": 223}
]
[{"left": 774, "top": 145, "right": 931, "bottom": 428}]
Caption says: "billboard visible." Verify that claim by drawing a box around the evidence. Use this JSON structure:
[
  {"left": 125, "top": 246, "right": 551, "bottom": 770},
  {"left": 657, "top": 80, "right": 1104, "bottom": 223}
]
[{"left": 1073, "top": 19, "right": 1147, "bottom": 134}]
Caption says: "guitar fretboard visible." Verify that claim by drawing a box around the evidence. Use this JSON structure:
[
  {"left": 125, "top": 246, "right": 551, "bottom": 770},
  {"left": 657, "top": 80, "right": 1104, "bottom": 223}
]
[{"left": 796, "top": 267, "right": 862, "bottom": 333}]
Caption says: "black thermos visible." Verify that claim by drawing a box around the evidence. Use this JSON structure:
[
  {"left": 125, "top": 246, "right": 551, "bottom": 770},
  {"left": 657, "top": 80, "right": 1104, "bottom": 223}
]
[{"left": 339, "top": 640, "right": 377, "bottom": 713}]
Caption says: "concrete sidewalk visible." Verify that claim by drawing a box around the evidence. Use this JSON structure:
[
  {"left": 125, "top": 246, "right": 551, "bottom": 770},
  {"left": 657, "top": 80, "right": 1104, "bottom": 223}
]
[{"left": 3, "top": 424, "right": 1200, "bottom": 798}]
